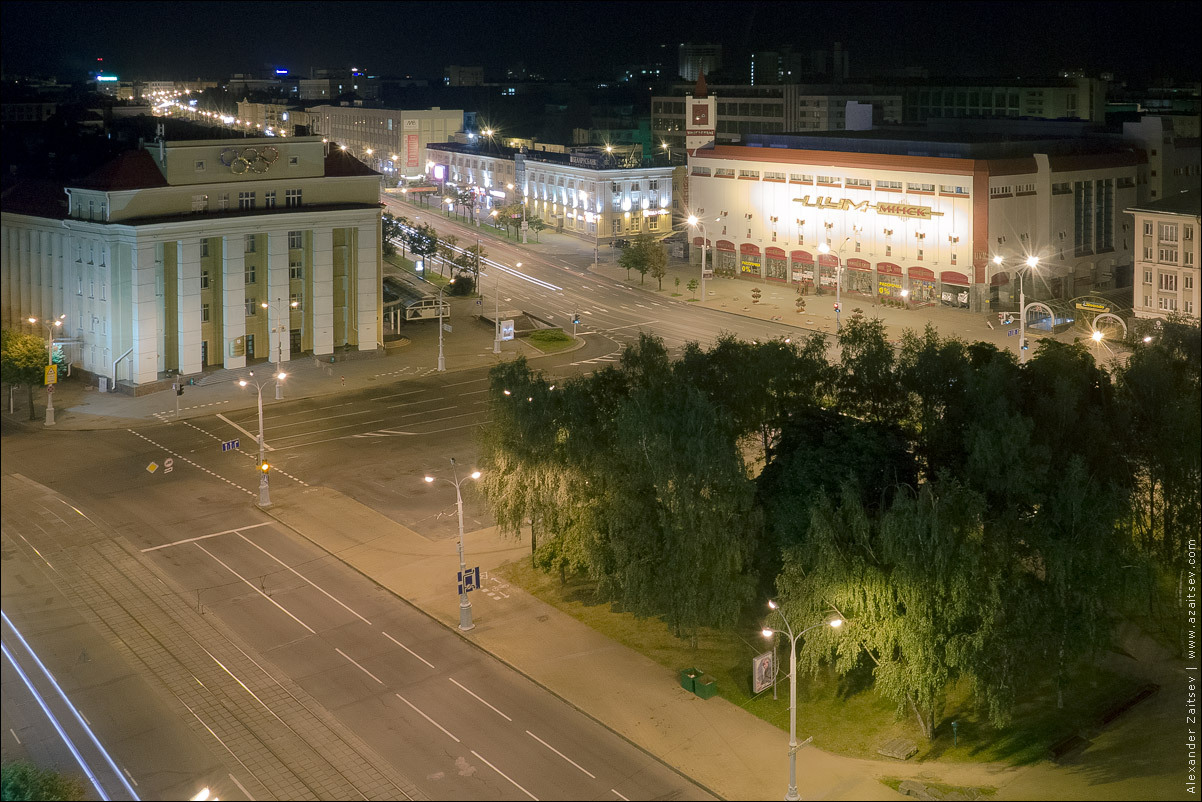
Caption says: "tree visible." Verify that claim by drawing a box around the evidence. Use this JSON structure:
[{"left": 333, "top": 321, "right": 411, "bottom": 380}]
[
  {"left": 406, "top": 223, "right": 438, "bottom": 272},
  {"left": 619, "top": 237, "right": 651, "bottom": 284},
  {"left": 436, "top": 234, "right": 459, "bottom": 279},
  {"left": 381, "top": 212, "right": 403, "bottom": 257},
  {"left": 836, "top": 315, "right": 905, "bottom": 423},
  {"left": 459, "top": 243, "right": 487, "bottom": 291},
  {"left": 1, "top": 329, "right": 47, "bottom": 420},
  {"left": 645, "top": 235, "right": 668, "bottom": 290},
  {"left": 687, "top": 278, "right": 699, "bottom": 299},
  {"left": 1, "top": 761, "right": 87, "bottom": 801},
  {"left": 528, "top": 216, "right": 547, "bottom": 242}
]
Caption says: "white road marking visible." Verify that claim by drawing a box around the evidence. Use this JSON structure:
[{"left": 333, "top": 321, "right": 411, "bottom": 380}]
[
  {"left": 194, "top": 544, "right": 316, "bottom": 634},
  {"left": 386, "top": 397, "right": 444, "bottom": 410},
  {"left": 444, "top": 377, "right": 490, "bottom": 387},
  {"left": 270, "top": 419, "right": 388, "bottom": 440},
  {"left": 228, "top": 773, "right": 254, "bottom": 800},
  {"left": 215, "top": 413, "right": 272, "bottom": 451},
  {"left": 236, "top": 533, "right": 371, "bottom": 625},
  {"left": 395, "top": 693, "right": 460, "bottom": 743},
  {"left": 335, "top": 648, "right": 384, "bottom": 685},
  {"left": 141, "top": 522, "right": 273, "bottom": 553},
  {"left": 121, "top": 767, "right": 137, "bottom": 787},
  {"left": 470, "top": 750, "right": 538, "bottom": 800},
  {"left": 382, "top": 631, "right": 436, "bottom": 669},
  {"left": 127, "top": 430, "right": 255, "bottom": 497},
  {"left": 9, "top": 728, "right": 21, "bottom": 745},
  {"left": 448, "top": 677, "right": 512, "bottom": 721},
  {"left": 611, "top": 789, "right": 629, "bottom": 800},
  {"left": 197, "top": 644, "right": 287, "bottom": 726},
  {"left": 526, "top": 730, "right": 595, "bottom": 778},
  {"left": 373, "top": 389, "right": 426, "bottom": 401}
]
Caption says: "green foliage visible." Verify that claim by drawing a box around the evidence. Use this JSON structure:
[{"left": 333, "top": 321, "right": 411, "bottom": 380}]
[
  {"left": 687, "top": 277, "right": 698, "bottom": 299},
  {"left": 1, "top": 761, "right": 87, "bottom": 801},
  {"left": 381, "top": 212, "right": 403, "bottom": 257},
  {"left": 836, "top": 316, "right": 905, "bottom": 423},
  {"left": 1, "top": 329, "right": 47, "bottom": 420},
  {"left": 405, "top": 223, "right": 438, "bottom": 265}
]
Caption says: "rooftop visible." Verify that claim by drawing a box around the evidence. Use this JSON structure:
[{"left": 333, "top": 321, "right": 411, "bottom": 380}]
[
  {"left": 427, "top": 141, "right": 670, "bottom": 172},
  {"left": 1127, "top": 189, "right": 1201, "bottom": 217},
  {"left": 730, "top": 129, "right": 1142, "bottom": 160}
]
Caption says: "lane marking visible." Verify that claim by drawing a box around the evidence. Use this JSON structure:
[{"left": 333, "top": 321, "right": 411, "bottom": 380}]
[
  {"left": 335, "top": 648, "right": 384, "bottom": 685},
  {"left": 270, "top": 419, "right": 388, "bottom": 441},
  {"left": 526, "top": 730, "right": 596, "bottom": 778},
  {"left": 215, "top": 413, "right": 272, "bottom": 451},
  {"left": 443, "top": 377, "right": 490, "bottom": 388},
  {"left": 194, "top": 544, "right": 316, "bottom": 634},
  {"left": 611, "top": 790, "right": 629, "bottom": 801},
  {"left": 127, "top": 430, "right": 255, "bottom": 497},
  {"left": 1, "top": 642, "right": 109, "bottom": 801},
  {"left": 236, "top": 534, "right": 371, "bottom": 625},
  {"left": 383, "top": 632, "right": 435, "bottom": 669},
  {"left": 141, "top": 522, "right": 273, "bottom": 553},
  {"left": 395, "top": 693, "right": 459, "bottom": 743},
  {"left": 228, "top": 773, "right": 254, "bottom": 800},
  {"left": 449, "top": 677, "right": 512, "bottom": 721},
  {"left": 197, "top": 645, "right": 287, "bottom": 726},
  {"left": 372, "top": 389, "right": 426, "bottom": 401},
  {"left": 470, "top": 750, "right": 538, "bottom": 801}
]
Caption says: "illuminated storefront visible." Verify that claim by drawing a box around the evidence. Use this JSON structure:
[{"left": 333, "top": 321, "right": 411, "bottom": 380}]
[{"left": 686, "top": 132, "right": 1143, "bottom": 312}]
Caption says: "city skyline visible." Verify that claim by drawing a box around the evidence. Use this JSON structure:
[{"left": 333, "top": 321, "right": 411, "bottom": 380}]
[{"left": 3, "top": 0, "right": 1201, "bottom": 84}]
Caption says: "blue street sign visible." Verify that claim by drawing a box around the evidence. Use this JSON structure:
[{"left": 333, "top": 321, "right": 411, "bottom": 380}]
[
  {"left": 1007, "top": 328, "right": 1020, "bottom": 337},
  {"left": 457, "top": 566, "right": 481, "bottom": 594},
  {"left": 221, "top": 439, "right": 240, "bottom": 452}
]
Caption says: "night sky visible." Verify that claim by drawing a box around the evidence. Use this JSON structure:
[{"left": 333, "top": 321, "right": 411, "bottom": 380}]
[{"left": 3, "top": 0, "right": 1199, "bottom": 85}]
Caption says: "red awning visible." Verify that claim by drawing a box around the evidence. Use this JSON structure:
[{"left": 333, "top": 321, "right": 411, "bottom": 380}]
[
  {"left": 847, "top": 258, "right": 871, "bottom": 271},
  {"left": 741, "top": 243, "right": 761, "bottom": 255},
  {"left": 790, "top": 250, "right": 813, "bottom": 263},
  {"left": 940, "top": 270, "right": 970, "bottom": 285},
  {"left": 876, "top": 262, "right": 902, "bottom": 275},
  {"left": 990, "top": 271, "right": 1010, "bottom": 286},
  {"left": 817, "top": 254, "right": 839, "bottom": 267},
  {"left": 766, "top": 247, "right": 786, "bottom": 259},
  {"left": 716, "top": 240, "right": 736, "bottom": 252},
  {"left": 908, "top": 267, "right": 935, "bottom": 280},
  {"left": 692, "top": 236, "right": 712, "bottom": 247}
]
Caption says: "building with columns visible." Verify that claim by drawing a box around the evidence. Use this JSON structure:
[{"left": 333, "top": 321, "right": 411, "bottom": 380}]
[{"left": 1, "top": 136, "right": 383, "bottom": 389}]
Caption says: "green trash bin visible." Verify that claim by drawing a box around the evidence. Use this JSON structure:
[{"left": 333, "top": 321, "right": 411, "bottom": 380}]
[
  {"left": 694, "top": 674, "right": 717, "bottom": 699},
  {"left": 680, "top": 668, "right": 701, "bottom": 693}
]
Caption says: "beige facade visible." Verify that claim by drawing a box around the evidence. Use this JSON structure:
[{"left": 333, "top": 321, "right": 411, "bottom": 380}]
[
  {"left": 307, "top": 105, "right": 462, "bottom": 180},
  {"left": 1128, "top": 192, "right": 1200, "bottom": 321},
  {"left": 1, "top": 137, "right": 383, "bottom": 388}
]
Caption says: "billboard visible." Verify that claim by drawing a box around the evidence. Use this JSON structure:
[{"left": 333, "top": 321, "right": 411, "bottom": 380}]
[
  {"left": 752, "top": 650, "right": 776, "bottom": 695},
  {"left": 406, "top": 134, "right": 419, "bottom": 168}
]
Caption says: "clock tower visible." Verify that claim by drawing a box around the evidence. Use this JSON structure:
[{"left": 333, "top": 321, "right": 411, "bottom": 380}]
[{"left": 685, "top": 72, "right": 716, "bottom": 155}]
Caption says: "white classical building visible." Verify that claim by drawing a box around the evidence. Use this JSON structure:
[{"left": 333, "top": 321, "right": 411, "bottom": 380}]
[
  {"left": 1, "top": 136, "right": 383, "bottom": 389},
  {"left": 1127, "top": 190, "right": 1200, "bottom": 321},
  {"left": 306, "top": 105, "right": 463, "bottom": 179}
]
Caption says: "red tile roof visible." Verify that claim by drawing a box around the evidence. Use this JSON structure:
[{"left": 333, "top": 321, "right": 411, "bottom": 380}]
[
  {"left": 324, "top": 147, "right": 380, "bottom": 177},
  {"left": 1, "top": 179, "right": 69, "bottom": 219},
  {"left": 74, "top": 149, "right": 168, "bottom": 191}
]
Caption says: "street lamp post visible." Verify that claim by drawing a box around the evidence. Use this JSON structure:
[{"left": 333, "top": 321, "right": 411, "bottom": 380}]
[
  {"left": 437, "top": 284, "right": 449, "bottom": 372},
  {"left": 239, "top": 369, "right": 285, "bottom": 507},
  {"left": 28, "top": 315, "right": 64, "bottom": 426},
  {"left": 762, "top": 602, "right": 844, "bottom": 802},
  {"left": 686, "top": 215, "right": 712, "bottom": 302},
  {"left": 261, "top": 298, "right": 298, "bottom": 399},
  {"left": 425, "top": 458, "right": 481, "bottom": 631},
  {"left": 994, "top": 254, "right": 1039, "bottom": 363},
  {"left": 493, "top": 266, "right": 503, "bottom": 355},
  {"left": 818, "top": 238, "right": 852, "bottom": 331}
]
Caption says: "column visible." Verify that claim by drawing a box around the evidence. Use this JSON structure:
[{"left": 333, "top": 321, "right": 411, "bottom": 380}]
[
  {"left": 355, "top": 223, "right": 379, "bottom": 351},
  {"left": 39, "top": 230, "right": 53, "bottom": 323},
  {"left": 266, "top": 230, "right": 291, "bottom": 364},
  {"left": 311, "top": 228, "right": 334, "bottom": 356},
  {"left": 130, "top": 239, "right": 159, "bottom": 385},
  {"left": 177, "top": 238, "right": 203, "bottom": 375},
  {"left": 20, "top": 229, "right": 33, "bottom": 320},
  {"left": 222, "top": 234, "right": 247, "bottom": 369}
]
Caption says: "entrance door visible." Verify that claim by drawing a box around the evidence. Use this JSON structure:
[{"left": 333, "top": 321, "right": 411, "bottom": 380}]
[
  {"left": 200, "top": 341, "right": 208, "bottom": 367},
  {"left": 245, "top": 334, "right": 255, "bottom": 358},
  {"left": 290, "top": 328, "right": 302, "bottom": 354}
]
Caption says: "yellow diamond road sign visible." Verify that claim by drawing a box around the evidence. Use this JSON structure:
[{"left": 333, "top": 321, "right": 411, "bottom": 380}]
[{"left": 147, "top": 462, "right": 158, "bottom": 473}]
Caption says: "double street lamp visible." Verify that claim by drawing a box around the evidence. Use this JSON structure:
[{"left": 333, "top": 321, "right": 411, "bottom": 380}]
[
  {"left": 239, "top": 369, "right": 285, "bottom": 507},
  {"left": 992, "top": 254, "right": 1040, "bottom": 363},
  {"left": 27, "top": 314, "right": 64, "bottom": 426},
  {"left": 686, "top": 214, "right": 715, "bottom": 302},
  {"left": 425, "top": 458, "right": 481, "bottom": 631},
  {"left": 261, "top": 298, "right": 298, "bottom": 399},
  {"left": 762, "top": 601, "right": 844, "bottom": 802},
  {"left": 818, "top": 238, "right": 851, "bottom": 332}
]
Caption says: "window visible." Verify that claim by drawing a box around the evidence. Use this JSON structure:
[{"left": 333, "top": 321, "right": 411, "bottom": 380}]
[
  {"left": 1142, "top": 246, "right": 1153, "bottom": 260},
  {"left": 876, "top": 180, "right": 902, "bottom": 190},
  {"left": 245, "top": 236, "right": 256, "bottom": 254},
  {"left": 885, "top": 245, "right": 892, "bottom": 257},
  {"left": 290, "top": 292, "right": 302, "bottom": 309},
  {"left": 192, "top": 194, "right": 209, "bottom": 212},
  {"left": 1159, "top": 297, "right": 1178, "bottom": 311},
  {"left": 1052, "top": 182, "right": 1071, "bottom": 195},
  {"left": 285, "top": 189, "right": 302, "bottom": 207},
  {"left": 289, "top": 156, "right": 299, "bottom": 166},
  {"left": 195, "top": 160, "right": 206, "bottom": 172},
  {"left": 1185, "top": 226, "right": 1194, "bottom": 241},
  {"left": 201, "top": 303, "right": 210, "bottom": 323},
  {"left": 1186, "top": 252, "right": 1195, "bottom": 267},
  {"left": 238, "top": 191, "right": 256, "bottom": 210},
  {"left": 940, "top": 185, "right": 969, "bottom": 195},
  {"left": 917, "top": 249, "right": 924, "bottom": 261},
  {"left": 817, "top": 175, "right": 840, "bottom": 185},
  {"left": 289, "top": 260, "right": 303, "bottom": 279},
  {"left": 714, "top": 168, "right": 735, "bottom": 178},
  {"left": 1159, "top": 273, "right": 1178, "bottom": 291},
  {"left": 245, "top": 265, "right": 256, "bottom": 284},
  {"left": 1144, "top": 270, "right": 1153, "bottom": 284},
  {"left": 990, "top": 186, "right": 1012, "bottom": 197},
  {"left": 245, "top": 298, "right": 258, "bottom": 316},
  {"left": 1143, "top": 221, "right": 1153, "bottom": 235},
  {"left": 907, "top": 182, "right": 935, "bottom": 193},
  {"left": 846, "top": 178, "right": 871, "bottom": 188},
  {"left": 789, "top": 173, "right": 809, "bottom": 183},
  {"left": 1160, "top": 223, "right": 1179, "bottom": 242},
  {"left": 1016, "top": 183, "right": 1035, "bottom": 195},
  {"left": 691, "top": 166, "right": 711, "bottom": 177},
  {"left": 738, "top": 170, "right": 760, "bottom": 180},
  {"left": 264, "top": 191, "right": 276, "bottom": 209},
  {"left": 1159, "top": 248, "right": 1178, "bottom": 263},
  {"left": 1187, "top": 300, "right": 1195, "bottom": 315},
  {"left": 1144, "top": 295, "right": 1152, "bottom": 308},
  {"left": 288, "top": 230, "right": 303, "bottom": 249},
  {"left": 764, "top": 171, "right": 786, "bottom": 181},
  {"left": 201, "top": 270, "right": 210, "bottom": 289},
  {"left": 1185, "top": 274, "right": 1194, "bottom": 289},
  {"left": 201, "top": 239, "right": 209, "bottom": 257}
]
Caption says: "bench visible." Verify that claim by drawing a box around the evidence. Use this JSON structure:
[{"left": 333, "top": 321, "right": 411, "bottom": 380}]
[
  {"left": 1098, "top": 683, "right": 1160, "bottom": 727},
  {"left": 1047, "top": 733, "right": 1090, "bottom": 762}
]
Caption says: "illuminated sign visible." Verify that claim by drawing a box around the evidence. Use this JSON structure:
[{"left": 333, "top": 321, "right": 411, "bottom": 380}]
[
  {"left": 1075, "top": 300, "right": 1111, "bottom": 313},
  {"left": 793, "top": 195, "right": 945, "bottom": 219},
  {"left": 275, "top": 69, "right": 289, "bottom": 75},
  {"left": 432, "top": 164, "right": 447, "bottom": 181},
  {"left": 96, "top": 75, "right": 119, "bottom": 82}
]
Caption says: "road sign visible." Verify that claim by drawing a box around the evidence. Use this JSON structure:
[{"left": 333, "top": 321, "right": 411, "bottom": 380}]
[
  {"left": 501, "top": 320, "right": 515, "bottom": 341},
  {"left": 44, "top": 365, "right": 57, "bottom": 385},
  {"left": 221, "top": 439, "right": 240, "bottom": 452},
  {"left": 833, "top": 302, "right": 841, "bottom": 311},
  {"left": 442, "top": 323, "right": 453, "bottom": 333},
  {"left": 147, "top": 462, "right": 158, "bottom": 473},
  {"left": 458, "top": 566, "right": 481, "bottom": 594},
  {"left": 45, "top": 383, "right": 54, "bottom": 394}
]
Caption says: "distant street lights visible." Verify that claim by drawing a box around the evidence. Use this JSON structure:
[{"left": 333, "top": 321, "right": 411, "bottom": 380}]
[
  {"left": 425, "top": 458, "right": 482, "bottom": 631},
  {"left": 762, "top": 601, "right": 844, "bottom": 802},
  {"left": 239, "top": 369, "right": 285, "bottom": 507},
  {"left": 27, "top": 314, "right": 64, "bottom": 426},
  {"left": 993, "top": 254, "right": 1040, "bottom": 363}
]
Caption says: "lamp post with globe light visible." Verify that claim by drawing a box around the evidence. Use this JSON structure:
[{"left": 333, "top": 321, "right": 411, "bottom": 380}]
[
  {"left": 993, "top": 254, "right": 1040, "bottom": 363},
  {"left": 27, "top": 315, "right": 64, "bottom": 425},
  {"left": 425, "top": 458, "right": 481, "bottom": 631},
  {"left": 239, "top": 369, "right": 285, "bottom": 507},
  {"left": 818, "top": 238, "right": 852, "bottom": 331},
  {"left": 687, "top": 214, "right": 715, "bottom": 302},
  {"left": 762, "top": 601, "right": 844, "bottom": 802}
]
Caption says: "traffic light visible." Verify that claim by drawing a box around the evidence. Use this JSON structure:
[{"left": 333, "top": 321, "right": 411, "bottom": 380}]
[
  {"left": 260, "top": 461, "right": 271, "bottom": 474},
  {"left": 175, "top": 383, "right": 184, "bottom": 396},
  {"left": 572, "top": 313, "right": 580, "bottom": 324}
]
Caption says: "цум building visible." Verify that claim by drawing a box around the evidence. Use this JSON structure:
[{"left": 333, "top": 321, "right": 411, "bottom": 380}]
[{"left": 1, "top": 136, "right": 383, "bottom": 389}]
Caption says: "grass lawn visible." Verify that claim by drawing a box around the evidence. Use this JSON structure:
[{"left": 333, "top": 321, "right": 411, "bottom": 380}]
[
  {"left": 496, "top": 558, "right": 1141, "bottom": 765},
  {"left": 523, "top": 329, "right": 577, "bottom": 354}
]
